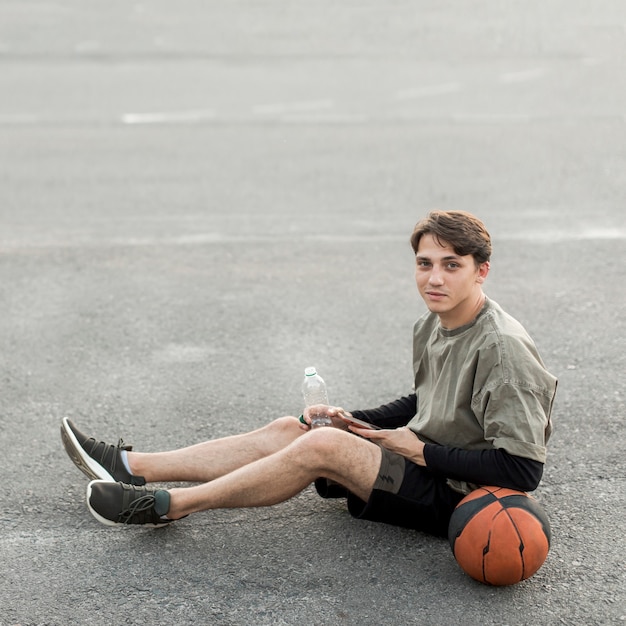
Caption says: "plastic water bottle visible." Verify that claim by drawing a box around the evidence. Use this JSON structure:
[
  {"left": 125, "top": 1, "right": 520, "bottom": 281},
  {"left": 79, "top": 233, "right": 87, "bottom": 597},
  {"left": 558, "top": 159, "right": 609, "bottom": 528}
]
[{"left": 302, "top": 367, "right": 332, "bottom": 428}]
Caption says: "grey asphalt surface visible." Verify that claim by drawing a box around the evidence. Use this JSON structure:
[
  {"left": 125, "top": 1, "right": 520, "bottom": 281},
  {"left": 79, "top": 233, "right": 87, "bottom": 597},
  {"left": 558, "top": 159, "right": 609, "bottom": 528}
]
[{"left": 1, "top": 2, "right": 625, "bottom": 625}]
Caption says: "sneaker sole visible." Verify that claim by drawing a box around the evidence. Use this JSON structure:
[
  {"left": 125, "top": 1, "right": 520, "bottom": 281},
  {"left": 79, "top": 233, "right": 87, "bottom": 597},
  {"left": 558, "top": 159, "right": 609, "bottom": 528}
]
[
  {"left": 61, "top": 417, "right": 116, "bottom": 482},
  {"left": 86, "top": 480, "right": 170, "bottom": 528}
]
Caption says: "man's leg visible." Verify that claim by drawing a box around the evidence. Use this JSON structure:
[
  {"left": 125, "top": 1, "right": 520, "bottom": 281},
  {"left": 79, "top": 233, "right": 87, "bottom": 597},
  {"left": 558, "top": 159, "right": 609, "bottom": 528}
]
[
  {"left": 166, "top": 426, "right": 382, "bottom": 519},
  {"left": 128, "top": 416, "right": 305, "bottom": 483},
  {"left": 62, "top": 415, "right": 305, "bottom": 485}
]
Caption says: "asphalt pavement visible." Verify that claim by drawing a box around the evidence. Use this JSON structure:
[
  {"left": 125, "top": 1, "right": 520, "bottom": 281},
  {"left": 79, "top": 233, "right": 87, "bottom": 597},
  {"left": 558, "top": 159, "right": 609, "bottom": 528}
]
[{"left": 0, "top": 2, "right": 625, "bottom": 625}]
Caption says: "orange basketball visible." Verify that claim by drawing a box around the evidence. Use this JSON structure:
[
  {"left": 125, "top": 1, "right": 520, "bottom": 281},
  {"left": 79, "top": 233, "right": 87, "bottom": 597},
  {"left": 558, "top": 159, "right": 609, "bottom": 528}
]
[{"left": 448, "top": 486, "right": 551, "bottom": 586}]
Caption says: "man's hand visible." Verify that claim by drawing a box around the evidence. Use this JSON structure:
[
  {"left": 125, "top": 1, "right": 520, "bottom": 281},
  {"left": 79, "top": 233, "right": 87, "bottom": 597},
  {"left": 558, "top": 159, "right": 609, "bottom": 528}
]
[
  {"left": 299, "top": 405, "right": 351, "bottom": 431},
  {"left": 347, "top": 426, "right": 426, "bottom": 466}
]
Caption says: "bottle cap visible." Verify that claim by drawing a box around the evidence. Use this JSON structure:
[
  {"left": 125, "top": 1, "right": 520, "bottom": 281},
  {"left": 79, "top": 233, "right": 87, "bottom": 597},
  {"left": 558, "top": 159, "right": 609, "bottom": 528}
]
[{"left": 305, "top": 366, "right": 317, "bottom": 376}]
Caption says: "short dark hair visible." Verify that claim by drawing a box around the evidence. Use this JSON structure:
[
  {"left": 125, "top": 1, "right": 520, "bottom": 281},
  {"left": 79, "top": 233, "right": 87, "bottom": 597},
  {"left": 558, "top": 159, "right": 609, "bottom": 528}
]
[{"left": 410, "top": 210, "right": 492, "bottom": 265}]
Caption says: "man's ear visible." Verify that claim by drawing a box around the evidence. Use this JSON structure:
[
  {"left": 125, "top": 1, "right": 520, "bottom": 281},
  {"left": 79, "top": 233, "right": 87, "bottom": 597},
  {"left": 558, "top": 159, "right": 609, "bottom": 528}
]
[{"left": 477, "top": 261, "right": 490, "bottom": 283}]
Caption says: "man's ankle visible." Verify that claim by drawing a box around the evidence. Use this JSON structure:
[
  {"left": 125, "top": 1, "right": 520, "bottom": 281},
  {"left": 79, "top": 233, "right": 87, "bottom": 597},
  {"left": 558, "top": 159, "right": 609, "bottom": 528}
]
[
  {"left": 165, "top": 488, "right": 187, "bottom": 520},
  {"left": 125, "top": 450, "right": 145, "bottom": 479}
]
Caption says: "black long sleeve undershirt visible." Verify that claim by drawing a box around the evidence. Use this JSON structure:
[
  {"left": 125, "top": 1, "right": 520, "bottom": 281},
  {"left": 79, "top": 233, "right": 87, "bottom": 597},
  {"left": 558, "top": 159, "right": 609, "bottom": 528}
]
[
  {"left": 423, "top": 444, "right": 543, "bottom": 492},
  {"left": 350, "top": 394, "right": 543, "bottom": 492}
]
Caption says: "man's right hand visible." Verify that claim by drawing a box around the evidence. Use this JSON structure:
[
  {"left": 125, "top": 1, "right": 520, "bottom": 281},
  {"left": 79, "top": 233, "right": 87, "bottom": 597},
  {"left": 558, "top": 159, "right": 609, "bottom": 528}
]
[{"left": 301, "top": 405, "right": 351, "bottom": 431}]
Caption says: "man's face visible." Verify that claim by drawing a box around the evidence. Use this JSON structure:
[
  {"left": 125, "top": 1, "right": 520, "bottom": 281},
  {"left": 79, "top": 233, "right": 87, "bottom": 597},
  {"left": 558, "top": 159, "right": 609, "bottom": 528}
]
[{"left": 414, "top": 233, "right": 489, "bottom": 329}]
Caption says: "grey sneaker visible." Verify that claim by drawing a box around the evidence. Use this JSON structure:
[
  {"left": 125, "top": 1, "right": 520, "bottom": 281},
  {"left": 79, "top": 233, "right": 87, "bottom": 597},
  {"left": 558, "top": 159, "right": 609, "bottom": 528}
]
[
  {"left": 61, "top": 417, "right": 146, "bottom": 485},
  {"left": 87, "top": 480, "right": 172, "bottom": 527}
]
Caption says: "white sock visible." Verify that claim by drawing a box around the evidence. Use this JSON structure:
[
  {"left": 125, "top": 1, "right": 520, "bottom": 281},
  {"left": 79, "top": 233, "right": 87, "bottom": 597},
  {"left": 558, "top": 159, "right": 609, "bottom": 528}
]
[{"left": 120, "top": 449, "right": 133, "bottom": 474}]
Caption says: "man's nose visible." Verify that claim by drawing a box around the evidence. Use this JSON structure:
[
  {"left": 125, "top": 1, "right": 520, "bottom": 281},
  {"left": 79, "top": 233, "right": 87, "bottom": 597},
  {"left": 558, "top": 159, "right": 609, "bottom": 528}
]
[{"left": 428, "top": 267, "right": 444, "bottom": 285}]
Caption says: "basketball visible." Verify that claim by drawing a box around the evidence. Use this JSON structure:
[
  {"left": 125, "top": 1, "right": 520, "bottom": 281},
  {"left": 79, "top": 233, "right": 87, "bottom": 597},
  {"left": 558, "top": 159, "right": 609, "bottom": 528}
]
[{"left": 448, "top": 486, "right": 551, "bottom": 586}]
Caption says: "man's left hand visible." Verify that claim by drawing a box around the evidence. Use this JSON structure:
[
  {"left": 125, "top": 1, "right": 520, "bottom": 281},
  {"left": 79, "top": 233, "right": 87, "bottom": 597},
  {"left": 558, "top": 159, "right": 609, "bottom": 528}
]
[{"left": 348, "top": 426, "right": 426, "bottom": 466}]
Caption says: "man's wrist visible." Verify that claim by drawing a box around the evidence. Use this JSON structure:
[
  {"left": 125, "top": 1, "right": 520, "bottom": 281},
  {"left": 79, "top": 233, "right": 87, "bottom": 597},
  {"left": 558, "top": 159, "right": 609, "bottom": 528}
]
[{"left": 409, "top": 430, "right": 427, "bottom": 466}]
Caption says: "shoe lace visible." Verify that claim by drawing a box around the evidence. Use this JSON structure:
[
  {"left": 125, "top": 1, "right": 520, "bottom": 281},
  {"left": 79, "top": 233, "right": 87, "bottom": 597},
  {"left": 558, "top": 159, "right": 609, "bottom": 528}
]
[
  {"left": 118, "top": 492, "right": 158, "bottom": 524},
  {"left": 86, "top": 437, "right": 131, "bottom": 473}
]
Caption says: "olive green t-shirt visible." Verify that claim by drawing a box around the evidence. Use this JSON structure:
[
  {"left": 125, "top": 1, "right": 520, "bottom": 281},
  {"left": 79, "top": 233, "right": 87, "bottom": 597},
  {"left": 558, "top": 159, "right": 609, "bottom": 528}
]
[{"left": 407, "top": 298, "right": 557, "bottom": 466}]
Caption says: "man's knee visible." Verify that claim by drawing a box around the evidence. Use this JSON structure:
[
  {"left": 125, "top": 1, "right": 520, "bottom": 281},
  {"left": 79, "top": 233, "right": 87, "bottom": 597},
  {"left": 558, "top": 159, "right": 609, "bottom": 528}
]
[
  {"left": 249, "top": 416, "right": 304, "bottom": 457},
  {"left": 290, "top": 427, "right": 350, "bottom": 466},
  {"left": 260, "top": 415, "right": 304, "bottom": 443},
  {"left": 290, "top": 429, "right": 381, "bottom": 497},
  {"left": 267, "top": 415, "right": 302, "bottom": 433}
]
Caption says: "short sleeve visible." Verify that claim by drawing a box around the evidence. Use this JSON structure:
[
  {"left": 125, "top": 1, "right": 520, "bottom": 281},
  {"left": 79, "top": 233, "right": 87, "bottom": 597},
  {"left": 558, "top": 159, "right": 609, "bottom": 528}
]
[{"left": 475, "top": 382, "right": 555, "bottom": 463}]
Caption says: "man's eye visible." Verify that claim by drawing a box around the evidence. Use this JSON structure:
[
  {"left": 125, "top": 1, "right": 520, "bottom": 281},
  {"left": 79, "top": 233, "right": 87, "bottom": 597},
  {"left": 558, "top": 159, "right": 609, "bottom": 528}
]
[{"left": 446, "top": 263, "right": 459, "bottom": 269}]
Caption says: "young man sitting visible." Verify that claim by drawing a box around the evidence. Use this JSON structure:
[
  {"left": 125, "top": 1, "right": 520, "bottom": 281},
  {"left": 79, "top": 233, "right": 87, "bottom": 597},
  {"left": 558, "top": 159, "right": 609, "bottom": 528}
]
[{"left": 61, "top": 210, "right": 557, "bottom": 537}]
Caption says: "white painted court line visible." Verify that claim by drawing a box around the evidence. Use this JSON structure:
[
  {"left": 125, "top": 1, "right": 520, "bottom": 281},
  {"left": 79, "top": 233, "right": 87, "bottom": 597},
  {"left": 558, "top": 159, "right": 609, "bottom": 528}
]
[
  {"left": 499, "top": 68, "right": 548, "bottom": 84},
  {"left": 0, "top": 114, "right": 42, "bottom": 125},
  {"left": 581, "top": 57, "right": 604, "bottom": 67},
  {"left": 121, "top": 109, "right": 217, "bottom": 124},
  {"left": 74, "top": 40, "right": 101, "bottom": 53},
  {"left": 451, "top": 113, "right": 533, "bottom": 123},
  {"left": 252, "top": 99, "right": 334, "bottom": 116},
  {"left": 279, "top": 113, "right": 369, "bottom": 124},
  {"left": 394, "top": 82, "right": 462, "bottom": 100},
  {"left": 499, "top": 228, "right": 626, "bottom": 242},
  {"left": 3, "top": 228, "right": 624, "bottom": 252}
]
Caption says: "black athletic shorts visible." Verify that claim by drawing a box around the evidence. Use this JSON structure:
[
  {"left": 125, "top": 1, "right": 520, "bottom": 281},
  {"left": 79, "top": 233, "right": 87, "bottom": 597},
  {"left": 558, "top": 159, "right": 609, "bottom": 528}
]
[{"left": 315, "top": 447, "right": 463, "bottom": 538}]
